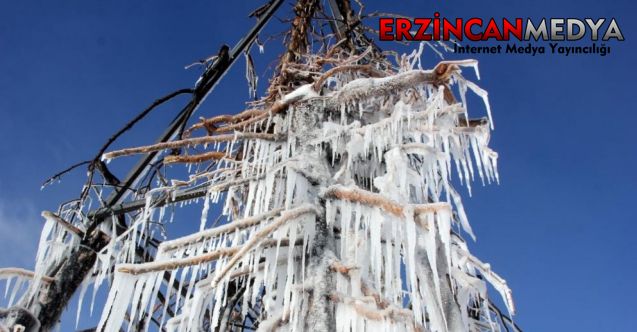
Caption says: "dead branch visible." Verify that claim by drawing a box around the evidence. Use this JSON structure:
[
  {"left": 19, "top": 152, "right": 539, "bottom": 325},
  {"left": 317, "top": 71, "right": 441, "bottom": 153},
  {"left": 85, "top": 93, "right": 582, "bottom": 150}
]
[
  {"left": 102, "top": 132, "right": 282, "bottom": 160},
  {"left": 412, "top": 203, "right": 451, "bottom": 215},
  {"left": 312, "top": 64, "right": 386, "bottom": 92},
  {"left": 183, "top": 91, "right": 306, "bottom": 137},
  {"left": 329, "top": 292, "right": 416, "bottom": 324},
  {"left": 211, "top": 204, "right": 318, "bottom": 287},
  {"left": 329, "top": 261, "right": 359, "bottom": 274},
  {"left": 323, "top": 186, "right": 452, "bottom": 223},
  {"left": 163, "top": 151, "right": 227, "bottom": 164},
  {"left": 322, "top": 185, "right": 405, "bottom": 217},
  {"left": 41, "top": 211, "right": 84, "bottom": 237},
  {"left": 360, "top": 280, "right": 391, "bottom": 310},
  {"left": 118, "top": 247, "right": 239, "bottom": 275},
  {"left": 0, "top": 268, "right": 54, "bottom": 284},
  {"left": 159, "top": 207, "right": 286, "bottom": 253},
  {"left": 119, "top": 238, "right": 298, "bottom": 276},
  {"left": 41, "top": 160, "right": 91, "bottom": 188}
]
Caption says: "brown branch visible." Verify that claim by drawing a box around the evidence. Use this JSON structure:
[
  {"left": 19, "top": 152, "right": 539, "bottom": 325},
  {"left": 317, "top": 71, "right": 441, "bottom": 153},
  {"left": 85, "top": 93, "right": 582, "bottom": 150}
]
[
  {"left": 103, "top": 132, "right": 282, "bottom": 160},
  {"left": 227, "top": 253, "right": 302, "bottom": 280},
  {"left": 211, "top": 204, "right": 318, "bottom": 287},
  {"left": 360, "top": 280, "right": 391, "bottom": 310},
  {"left": 412, "top": 203, "right": 451, "bottom": 215},
  {"left": 163, "top": 151, "right": 227, "bottom": 164},
  {"left": 119, "top": 238, "right": 297, "bottom": 276},
  {"left": 182, "top": 89, "right": 307, "bottom": 137},
  {"left": 322, "top": 185, "right": 404, "bottom": 217},
  {"left": 329, "top": 292, "right": 415, "bottom": 323},
  {"left": 329, "top": 261, "right": 359, "bottom": 275},
  {"left": 328, "top": 259, "right": 391, "bottom": 311},
  {"left": 159, "top": 207, "right": 286, "bottom": 253},
  {"left": 0, "top": 268, "right": 54, "bottom": 284},
  {"left": 118, "top": 247, "right": 239, "bottom": 275},
  {"left": 41, "top": 211, "right": 84, "bottom": 237},
  {"left": 323, "top": 186, "right": 452, "bottom": 223},
  {"left": 184, "top": 108, "right": 263, "bottom": 137},
  {"left": 192, "top": 91, "right": 307, "bottom": 136}
]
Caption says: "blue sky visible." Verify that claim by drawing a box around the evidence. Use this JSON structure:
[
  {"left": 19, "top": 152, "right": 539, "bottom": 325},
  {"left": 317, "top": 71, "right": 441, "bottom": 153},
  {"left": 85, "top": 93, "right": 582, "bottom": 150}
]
[{"left": 0, "top": 0, "right": 635, "bottom": 331}]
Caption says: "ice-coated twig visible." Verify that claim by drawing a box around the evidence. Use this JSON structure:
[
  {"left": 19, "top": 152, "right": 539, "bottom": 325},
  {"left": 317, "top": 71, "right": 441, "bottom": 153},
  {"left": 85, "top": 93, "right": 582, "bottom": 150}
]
[
  {"left": 210, "top": 204, "right": 318, "bottom": 287},
  {"left": 312, "top": 64, "right": 386, "bottom": 92},
  {"left": 322, "top": 185, "right": 451, "bottom": 219},
  {"left": 118, "top": 238, "right": 297, "bottom": 276},
  {"left": 322, "top": 185, "right": 405, "bottom": 217},
  {"left": 163, "top": 151, "right": 227, "bottom": 164},
  {"left": 41, "top": 211, "right": 84, "bottom": 237},
  {"left": 158, "top": 207, "right": 286, "bottom": 253},
  {"left": 330, "top": 292, "right": 417, "bottom": 324},
  {"left": 0, "top": 268, "right": 54, "bottom": 284},
  {"left": 102, "top": 132, "right": 283, "bottom": 160}
]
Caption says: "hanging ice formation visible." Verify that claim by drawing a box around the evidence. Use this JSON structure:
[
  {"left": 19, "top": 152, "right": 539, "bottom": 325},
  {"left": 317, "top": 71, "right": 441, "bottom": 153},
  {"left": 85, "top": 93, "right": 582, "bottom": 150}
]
[
  {"left": 0, "top": 38, "right": 516, "bottom": 332},
  {"left": 83, "top": 45, "right": 514, "bottom": 330}
]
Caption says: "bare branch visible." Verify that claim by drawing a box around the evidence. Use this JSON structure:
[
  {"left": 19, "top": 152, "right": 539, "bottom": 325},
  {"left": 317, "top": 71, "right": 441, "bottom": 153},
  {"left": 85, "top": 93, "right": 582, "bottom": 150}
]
[
  {"left": 322, "top": 185, "right": 405, "bottom": 217},
  {"left": 0, "top": 268, "right": 54, "bottom": 283},
  {"left": 103, "top": 132, "right": 283, "bottom": 160},
  {"left": 41, "top": 211, "right": 84, "bottom": 237},
  {"left": 211, "top": 204, "right": 318, "bottom": 287},
  {"left": 159, "top": 207, "right": 286, "bottom": 253},
  {"left": 41, "top": 160, "right": 91, "bottom": 188},
  {"left": 312, "top": 64, "right": 386, "bottom": 92},
  {"left": 163, "top": 151, "right": 227, "bottom": 164}
]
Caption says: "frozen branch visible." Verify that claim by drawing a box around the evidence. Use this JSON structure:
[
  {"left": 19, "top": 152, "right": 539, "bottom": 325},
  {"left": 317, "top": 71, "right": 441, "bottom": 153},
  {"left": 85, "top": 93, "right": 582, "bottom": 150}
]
[
  {"left": 323, "top": 185, "right": 452, "bottom": 221},
  {"left": 330, "top": 292, "right": 417, "bottom": 325},
  {"left": 329, "top": 261, "right": 359, "bottom": 275},
  {"left": 158, "top": 207, "right": 286, "bottom": 253},
  {"left": 119, "top": 238, "right": 294, "bottom": 276},
  {"left": 41, "top": 160, "right": 91, "bottom": 188},
  {"left": 211, "top": 204, "right": 318, "bottom": 287},
  {"left": 322, "top": 185, "right": 405, "bottom": 217},
  {"left": 312, "top": 64, "right": 386, "bottom": 92},
  {"left": 0, "top": 268, "right": 54, "bottom": 284},
  {"left": 163, "top": 151, "right": 227, "bottom": 164},
  {"left": 460, "top": 249, "right": 516, "bottom": 315},
  {"left": 412, "top": 202, "right": 451, "bottom": 214},
  {"left": 102, "top": 132, "right": 283, "bottom": 160},
  {"left": 41, "top": 211, "right": 84, "bottom": 237}
]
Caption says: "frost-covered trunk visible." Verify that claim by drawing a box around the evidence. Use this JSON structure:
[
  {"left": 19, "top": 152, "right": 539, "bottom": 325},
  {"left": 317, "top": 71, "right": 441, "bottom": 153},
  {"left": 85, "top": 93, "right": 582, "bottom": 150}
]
[{"left": 27, "top": 231, "right": 109, "bottom": 331}]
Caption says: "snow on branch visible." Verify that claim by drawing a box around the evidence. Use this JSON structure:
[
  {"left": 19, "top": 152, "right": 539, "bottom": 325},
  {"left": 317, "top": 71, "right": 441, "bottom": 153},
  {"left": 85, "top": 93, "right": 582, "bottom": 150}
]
[
  {"left": 41, "top": 211, "right": 83, "bottom": 237},
  {"left": 330, "top": 292, "right": 417, "bottom": 324},
  {"left": 312, "top": 64, "right": 387, "bottom": 92},
  {"left": 163, "top": 151, "right": 227, "bottom": 164},
  {"left": 102, "top": 132, "right": 283, "bottom": 161},
  {"left": 118, "top": 238, "right": 299, "bottom": 276},
  {"left": 322, "top": 185, "right": 451, "bottom": 220},
  {"left": 158, "top": 207, "right": 286, "bottom": 253},
  {"left": 210, "top": 204, "right": 318, "bottom": 287},
  {"left": 0, "top": 268, "right": 54, "bottom": 284},
  {"left": 322, "top": 185, "right": 405, "bottom": 217}
]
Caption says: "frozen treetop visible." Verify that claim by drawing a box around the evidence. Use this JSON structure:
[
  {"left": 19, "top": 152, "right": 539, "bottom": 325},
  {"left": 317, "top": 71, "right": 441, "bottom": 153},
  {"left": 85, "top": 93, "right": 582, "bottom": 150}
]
[
  {"left": 0, "top": 32, "right": 516, "bottom": 332},
  {"left": 92, "top": 46, "right": 511, "bottom": 330}
]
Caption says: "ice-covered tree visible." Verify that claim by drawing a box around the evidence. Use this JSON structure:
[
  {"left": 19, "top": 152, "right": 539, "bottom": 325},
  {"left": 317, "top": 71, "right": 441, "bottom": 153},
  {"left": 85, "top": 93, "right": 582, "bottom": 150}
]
[{"left": 0, "top": 1, "right": 518, "bottom": 331}]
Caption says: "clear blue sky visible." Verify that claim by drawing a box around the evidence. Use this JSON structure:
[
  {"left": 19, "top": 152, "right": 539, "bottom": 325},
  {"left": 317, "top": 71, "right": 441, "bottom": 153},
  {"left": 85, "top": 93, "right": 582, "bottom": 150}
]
[{"left": 0, "top": 1, "right": 635, "bottom": 331}]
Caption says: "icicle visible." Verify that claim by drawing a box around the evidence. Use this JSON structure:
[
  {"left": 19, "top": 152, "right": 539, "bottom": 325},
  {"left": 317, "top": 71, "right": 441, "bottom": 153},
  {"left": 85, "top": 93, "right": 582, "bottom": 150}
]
[{"left": 75, "top": 278, "right": 90, "bottom": 328}]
